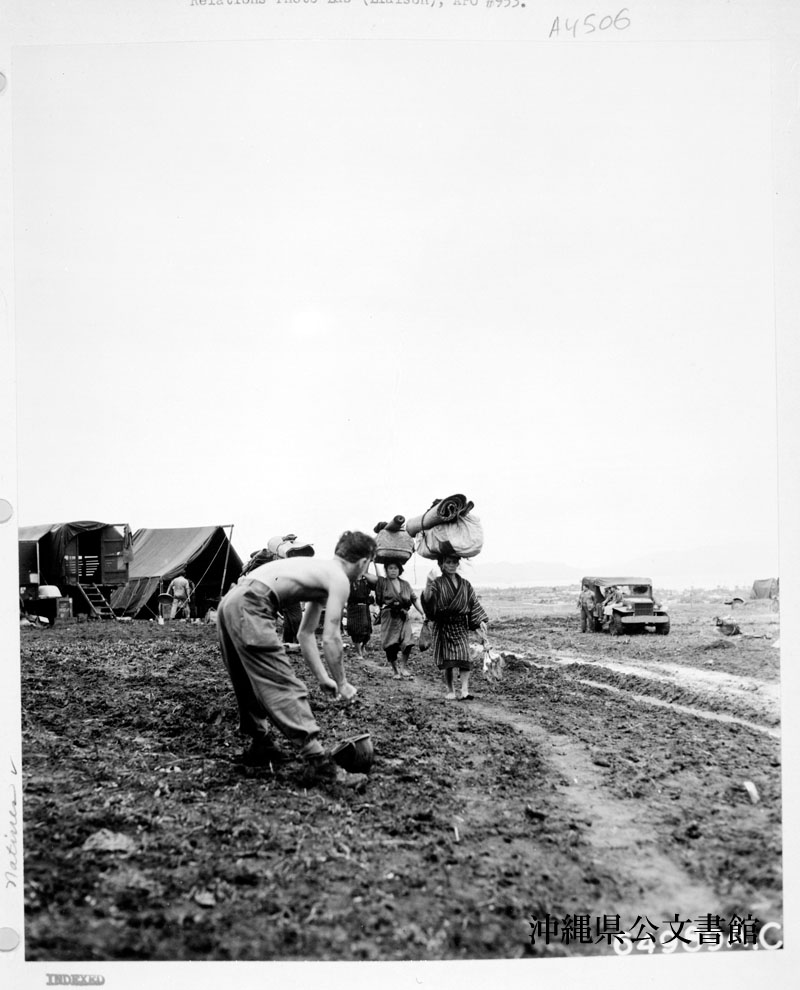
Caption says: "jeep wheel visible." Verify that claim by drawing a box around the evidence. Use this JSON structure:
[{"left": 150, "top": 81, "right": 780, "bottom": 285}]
[
  {"left": 610, "top": 614, "right": 625, "bottom": 636},
  {"left": 655, "top": 620, "right": 671, "bottom": 636}
]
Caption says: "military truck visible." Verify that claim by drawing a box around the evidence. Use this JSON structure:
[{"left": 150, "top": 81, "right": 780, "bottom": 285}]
[{"left": 579, "top": 576, "right": 670, "bottom": 636}]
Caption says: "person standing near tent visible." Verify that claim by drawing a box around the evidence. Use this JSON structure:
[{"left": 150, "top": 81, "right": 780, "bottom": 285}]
[
  {"left": 167, "top": 572, "right": 193, "bottom": 620},
  {"left": 422, "top": 551, "right": 489, "bottom": 700},
  {"left": 216, "top": 530, "right": 377, "bottom": 778}
]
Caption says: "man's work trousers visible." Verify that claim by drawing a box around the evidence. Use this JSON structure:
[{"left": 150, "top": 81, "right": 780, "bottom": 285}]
[
  {"left": 217, "top": 580, "right": 323, "bottom": 756},
  {"left": 170, "top": 597, "right": 190, "bottom": 620}
]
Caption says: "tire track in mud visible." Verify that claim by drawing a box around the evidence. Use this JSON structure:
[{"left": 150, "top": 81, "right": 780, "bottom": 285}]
[
  {"left": 363, "top": 657, "right": 722, "bottom": 936},
  {"left": 494, "top": 646, "right": 780, "bottom": 737},
  {"left": 450, "top": 697, "right": 721, "bottom": 927},
  {"left": 550, "top": 651, "right": 780, "bottom": 699},
  {"left": 571, "top": 678, "right": 779, "bottom": 740}
]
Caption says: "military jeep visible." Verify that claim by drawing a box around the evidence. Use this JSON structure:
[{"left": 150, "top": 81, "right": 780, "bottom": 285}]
[{"left": 579, "top": 577, "right": 670, "bottom": 636}]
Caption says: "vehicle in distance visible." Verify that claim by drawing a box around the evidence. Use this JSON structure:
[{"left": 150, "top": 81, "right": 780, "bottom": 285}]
[{"left": 578, "top": 576, "right": 670, "bottom": 636}]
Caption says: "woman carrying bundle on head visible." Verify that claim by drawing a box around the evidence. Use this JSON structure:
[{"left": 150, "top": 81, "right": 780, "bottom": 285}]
[
  {"left": 421, "top": 549, "right": 489, "bottom": 701},
  {"left": 367, "top": 561, "right": 425, "bottom": 679}
]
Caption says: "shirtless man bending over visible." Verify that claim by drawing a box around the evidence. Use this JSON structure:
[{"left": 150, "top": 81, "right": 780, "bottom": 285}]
[{"left": 216, "top": 530, "right": 376, "bottom": 777}]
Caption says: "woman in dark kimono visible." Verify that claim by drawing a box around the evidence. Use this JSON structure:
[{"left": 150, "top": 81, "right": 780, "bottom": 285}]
[
  {"left": 422, "top": 552, "right": 489, "bottom": 700},
  {"left": 346, "top": 575, "right": 374, "bottom": 658},
  {"left": 370, "top": 561, "right": 425, "bottom": 679}
]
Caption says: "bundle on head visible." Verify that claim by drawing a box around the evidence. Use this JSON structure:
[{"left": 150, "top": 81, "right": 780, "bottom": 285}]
[
  {"left": 374, "top": 528, "right": 414, "bottom": 563},
  {"left": 267, "top": 535, "right": 315, "bottom": 559},
  {"left": 415, "top": 511, "right": 484, "bottom": 560},
  {"left": 242, "top": 548, "right": 274, "bottom": 574},
  {"left": 406, "top": 494, "right": 475, "bottom": 536}
]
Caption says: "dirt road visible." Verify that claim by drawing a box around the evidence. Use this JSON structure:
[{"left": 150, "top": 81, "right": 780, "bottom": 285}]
[{"left": 19, "top": 589, "right": 782, "bottom": 962}]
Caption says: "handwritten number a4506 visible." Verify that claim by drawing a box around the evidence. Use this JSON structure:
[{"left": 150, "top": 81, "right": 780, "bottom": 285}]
[{"left": 549, "top": 10, "right": 631, "bottom": 38}]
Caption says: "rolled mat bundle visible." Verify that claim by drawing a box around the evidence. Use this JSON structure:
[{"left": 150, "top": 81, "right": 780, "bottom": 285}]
[
  {"left": 267, "top": 535, "right": 315, "bottom": 559},
  {"left": 405, "top": 494, "right": 475, "bottom": 537}
]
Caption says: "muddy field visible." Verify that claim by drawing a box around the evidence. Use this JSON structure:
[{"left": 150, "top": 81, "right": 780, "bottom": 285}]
[{"left": 19, "top": 587, "right": 782, "bottom": 964}]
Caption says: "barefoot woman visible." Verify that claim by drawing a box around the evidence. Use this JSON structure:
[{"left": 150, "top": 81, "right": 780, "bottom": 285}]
[{"left": 422, "top": 551, "right": 488, "bottom": 700}]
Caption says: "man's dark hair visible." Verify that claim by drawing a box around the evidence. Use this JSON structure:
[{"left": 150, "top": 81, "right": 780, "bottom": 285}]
[{"left": 335, "top": 531, "right": 377, "bottom": 562}]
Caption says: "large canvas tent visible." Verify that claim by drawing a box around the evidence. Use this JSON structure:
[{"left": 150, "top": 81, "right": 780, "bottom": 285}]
[
  {"left": 110, "top": 526, "right": 242, "bottom": 619},
  {"left": 752, "top": 577, "right": 779, "bottom": 599}
]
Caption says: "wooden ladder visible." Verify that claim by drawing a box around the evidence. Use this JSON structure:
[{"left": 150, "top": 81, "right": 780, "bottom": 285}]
[{"left": 78, "top": 583, "right": 117, "bottom": 620}]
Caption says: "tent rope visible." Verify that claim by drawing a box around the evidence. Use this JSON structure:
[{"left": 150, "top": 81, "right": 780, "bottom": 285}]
[{"left": 187, "top": 535, "right": 228, "bottom": 592}]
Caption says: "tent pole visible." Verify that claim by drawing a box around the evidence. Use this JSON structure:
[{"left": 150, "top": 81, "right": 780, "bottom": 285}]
[{"left": 220, "top": 525, "right": 233, "bottom": 598}]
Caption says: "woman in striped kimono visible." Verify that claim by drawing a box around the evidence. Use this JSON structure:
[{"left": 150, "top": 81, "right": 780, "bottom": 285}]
[
  {"left": 422, "top": 553, "right": 489, "bottom": 700},
  {"left": 346, "top": 575, "right": 374, "bottom": 658}
]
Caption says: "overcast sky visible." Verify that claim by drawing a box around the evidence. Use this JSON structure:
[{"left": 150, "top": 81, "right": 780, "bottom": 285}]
[{"left": 11, "top": 38, "right": 779, "bottom": 583}]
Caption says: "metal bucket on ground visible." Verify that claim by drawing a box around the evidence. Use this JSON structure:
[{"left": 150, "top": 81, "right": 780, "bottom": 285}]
[{"left": 330, "top": 733, "right": 374, "bottom": 773}]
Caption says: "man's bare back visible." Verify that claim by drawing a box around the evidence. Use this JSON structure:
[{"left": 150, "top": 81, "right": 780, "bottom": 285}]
[
  {"left": 217, "top": 531, "right": 377, "bottom": 761},
  {"left": 242, "top": 556, "right": 351, "bottom": 608}
]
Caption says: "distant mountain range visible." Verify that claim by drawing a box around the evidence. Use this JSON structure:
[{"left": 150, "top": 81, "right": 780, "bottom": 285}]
[
  {"left": 459, "top": 560, "right": 583, "bottom": 586},
  {"left": 453, "top": 543, "right": 778, "bottom": 591}
]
